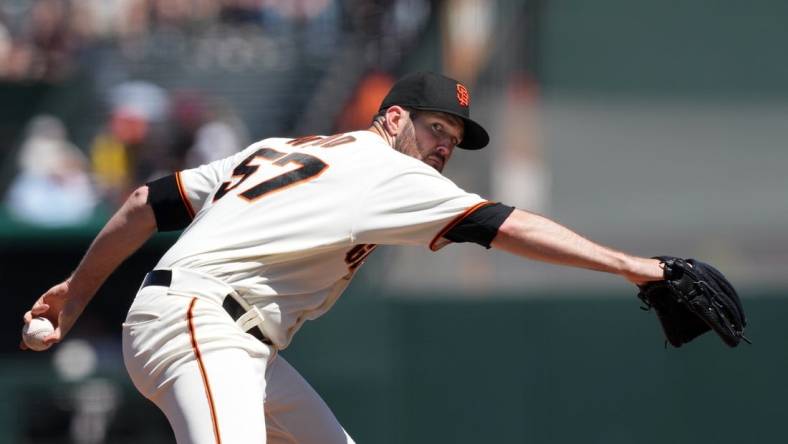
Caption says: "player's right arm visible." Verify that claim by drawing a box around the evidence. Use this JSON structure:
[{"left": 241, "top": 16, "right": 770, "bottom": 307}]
[
  {"left": 22, "top": 185, "right": 157, "bottom": 349},
  {"left": 22, "top": 144, "right": 257, "bottom": 350}
]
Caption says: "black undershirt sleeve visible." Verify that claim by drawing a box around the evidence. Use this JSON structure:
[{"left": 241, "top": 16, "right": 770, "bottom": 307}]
[
  {"left": 443, "top": 202, "right": 515, "bottom": 249},
  {"left": 146, "top": 174, "right": 193, "bottom": 232}
]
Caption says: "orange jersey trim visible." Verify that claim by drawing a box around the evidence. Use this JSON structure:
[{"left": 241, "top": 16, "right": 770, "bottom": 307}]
[
  {"left": 429, "top": 201, "right": 494, "bottom": 252},
  {"left": 187, "top": 298, "right": 222, "bottom": 444},
  {"left": 175, "top": 171, "right": 196, "bottom": 219}
]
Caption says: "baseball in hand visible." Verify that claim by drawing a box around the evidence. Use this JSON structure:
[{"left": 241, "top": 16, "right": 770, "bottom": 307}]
[{"left": 23, "top": 317, "right": 55, "bottom": 351}]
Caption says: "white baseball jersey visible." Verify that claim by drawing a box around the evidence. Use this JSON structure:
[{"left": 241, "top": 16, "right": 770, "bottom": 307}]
[{"left": 155, "top": 130, "right": 487, "bottom": 348}]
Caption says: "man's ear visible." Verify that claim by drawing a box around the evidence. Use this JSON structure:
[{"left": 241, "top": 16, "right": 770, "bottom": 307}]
[{"left": 384, "top": 106, "right": 408, "bottom": 137}]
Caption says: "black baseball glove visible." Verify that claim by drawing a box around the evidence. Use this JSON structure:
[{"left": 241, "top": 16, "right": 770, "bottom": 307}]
[{"left": 637, "top": 256, "right": 749, "bottom": 348}]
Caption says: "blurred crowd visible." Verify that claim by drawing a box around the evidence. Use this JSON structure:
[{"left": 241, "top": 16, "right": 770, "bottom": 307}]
[
  {"left": 0, "top": 0, "right": 341, "bottom": 83},
  {"left": 4, "top": 81, "right": 249, "bottom": 227}
]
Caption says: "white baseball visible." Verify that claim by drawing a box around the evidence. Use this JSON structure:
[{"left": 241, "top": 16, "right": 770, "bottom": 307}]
[{"left": 23, "top": 317, "right": 55, "bottom": 351}]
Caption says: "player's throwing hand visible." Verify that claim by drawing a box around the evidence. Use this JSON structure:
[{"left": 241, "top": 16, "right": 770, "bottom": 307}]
[{"left": 21, "top": 280, "right": 77, "bottom": 350}]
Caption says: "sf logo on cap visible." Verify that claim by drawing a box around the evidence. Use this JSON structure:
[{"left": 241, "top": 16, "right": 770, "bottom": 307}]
[{"left": 456, "top": 83, "right": 470, "bottom": 107}]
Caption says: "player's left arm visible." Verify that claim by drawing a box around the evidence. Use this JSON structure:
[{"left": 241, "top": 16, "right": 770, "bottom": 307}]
[
  {"left": 353, "top": 164, "right": 660, "bottom": 285},
  {"left": 22, "top": 186, "right": 157, "bottom": 349},
  {"left": 489, "top": 209, "right": 663, "bottom": 285}
]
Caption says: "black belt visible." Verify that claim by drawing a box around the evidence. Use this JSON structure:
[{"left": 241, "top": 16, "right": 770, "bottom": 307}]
[{"left": 141, "top": 270, "right": 272, "bottom": 345}]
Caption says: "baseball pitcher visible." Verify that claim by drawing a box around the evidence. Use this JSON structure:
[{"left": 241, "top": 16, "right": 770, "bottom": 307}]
[{"left": 22, "top": 72, "right": 747, "bottom": 443}]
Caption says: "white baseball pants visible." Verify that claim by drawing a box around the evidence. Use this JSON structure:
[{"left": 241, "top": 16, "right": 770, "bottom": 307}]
[{"left": 121, "top": 268, "right": 354, "bottom": 444}]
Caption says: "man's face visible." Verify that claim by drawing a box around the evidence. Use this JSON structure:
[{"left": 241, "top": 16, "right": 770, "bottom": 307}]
[{"left": 393, "top": 110, "right": 464, "bottom": 172}]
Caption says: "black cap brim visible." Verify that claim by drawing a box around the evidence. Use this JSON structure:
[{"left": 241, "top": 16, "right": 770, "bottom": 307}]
[{"left": 457, "top": 115, "right": 489, "bottom": 150}]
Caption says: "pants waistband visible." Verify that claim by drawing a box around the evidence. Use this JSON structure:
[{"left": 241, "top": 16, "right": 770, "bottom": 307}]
[{"left": 141, "top": 269, "right": 272, "bottom": 345}]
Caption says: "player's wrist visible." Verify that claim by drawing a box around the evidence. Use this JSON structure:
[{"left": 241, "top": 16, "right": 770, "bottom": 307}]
[
  {"left": 60, "top": 276, "right": 92, "bottom": 307},
  {"left": 624, "top": 257, "right": 664, "bottom": 286}
]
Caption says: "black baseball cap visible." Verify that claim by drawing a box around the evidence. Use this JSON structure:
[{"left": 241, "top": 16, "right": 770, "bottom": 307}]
[{"left": 378, "top": 72, "right": 490, "bottom": 150}]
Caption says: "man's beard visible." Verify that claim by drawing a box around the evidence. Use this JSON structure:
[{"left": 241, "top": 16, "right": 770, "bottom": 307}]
[{"left": 393, "top": 120, "right": 417, "bottom": 157}]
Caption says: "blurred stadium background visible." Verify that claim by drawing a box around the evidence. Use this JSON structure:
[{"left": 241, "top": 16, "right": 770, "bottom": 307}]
[{"left": 1, "top": 0, "right": 787, "bottom": 442}]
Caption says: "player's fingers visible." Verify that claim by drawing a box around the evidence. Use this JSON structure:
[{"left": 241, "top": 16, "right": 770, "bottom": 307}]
[
  {"left": 43, "top": 327, "right": 62, "bottom": 346},
  {"left": 21, "top": 312, "right": 31, "bottom": 350},
  {"left": 30, "top": 303, "right": 50, "bottom": 316}
]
